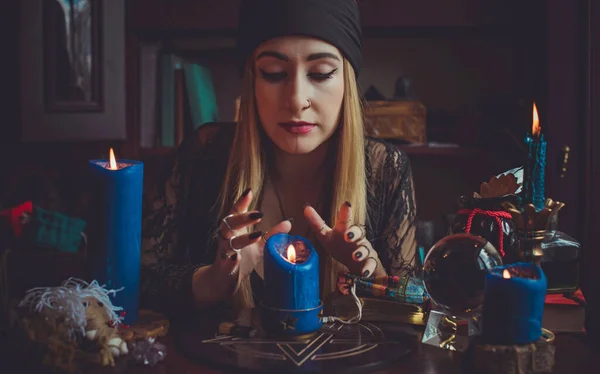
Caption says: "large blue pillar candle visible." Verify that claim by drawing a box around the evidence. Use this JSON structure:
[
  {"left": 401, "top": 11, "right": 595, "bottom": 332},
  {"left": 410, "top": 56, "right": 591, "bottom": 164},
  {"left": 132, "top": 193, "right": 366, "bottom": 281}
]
[
  {"left": 89, "top": 149, "right": 144, "bottom": 325},
  {"left": 261, "top": 233, "right": 322, "bottom": 336},
  {"left": 482, "top": 262, "right": 547, "bottom": 345}
]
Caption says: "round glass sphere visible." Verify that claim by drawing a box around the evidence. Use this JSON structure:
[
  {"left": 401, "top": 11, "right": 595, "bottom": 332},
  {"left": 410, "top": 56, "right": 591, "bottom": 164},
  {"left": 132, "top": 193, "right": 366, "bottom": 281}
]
[{"left": 423, "top": 233, "right": 502, "bottom": 315}]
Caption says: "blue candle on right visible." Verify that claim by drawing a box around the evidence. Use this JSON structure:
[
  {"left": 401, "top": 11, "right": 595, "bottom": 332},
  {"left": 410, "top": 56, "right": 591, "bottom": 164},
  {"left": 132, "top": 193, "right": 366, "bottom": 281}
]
[
  {"left": 482, "top": 262, "right": 547, "bottom": 345},
  {"left": 524, "top": 103, "right": 546, "bottom": 211}
]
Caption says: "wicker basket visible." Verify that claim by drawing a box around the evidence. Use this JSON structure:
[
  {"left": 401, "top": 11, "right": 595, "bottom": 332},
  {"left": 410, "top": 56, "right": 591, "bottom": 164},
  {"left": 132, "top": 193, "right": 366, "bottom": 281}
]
[{"left": 363, "top": 100, "right": 426, "bottom": 143}]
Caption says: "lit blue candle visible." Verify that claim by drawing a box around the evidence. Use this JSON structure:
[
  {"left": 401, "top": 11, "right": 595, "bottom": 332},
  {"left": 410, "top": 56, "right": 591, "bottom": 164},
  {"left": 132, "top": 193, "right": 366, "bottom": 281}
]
[
  {"left": 482, "top": 262, "right": 547, "bottom": 345},
  {"left": 88, "top": 149, "right": 144, "bottom": 325},
  {"left": 524, "top": 103, "right": 546, "bottom": 211},
  {"left": 261, "top": 233, "right": 322, "bottom": 336}
]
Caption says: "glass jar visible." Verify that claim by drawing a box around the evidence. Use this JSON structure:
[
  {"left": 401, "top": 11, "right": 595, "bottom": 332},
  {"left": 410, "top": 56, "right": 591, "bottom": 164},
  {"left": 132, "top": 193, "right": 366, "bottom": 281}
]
[
  {"left": 449, "top": 195, "right": 519, "bottom": 264},
  {"left": 540, "top": 230, "right": 580, "bottom": 294}
]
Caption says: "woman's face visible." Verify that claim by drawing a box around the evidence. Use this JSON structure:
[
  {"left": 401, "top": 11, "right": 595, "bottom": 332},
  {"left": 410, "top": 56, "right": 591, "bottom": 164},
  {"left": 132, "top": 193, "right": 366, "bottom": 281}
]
[{"left": 253, "top": 36, "right": 345, "bottom": 155}]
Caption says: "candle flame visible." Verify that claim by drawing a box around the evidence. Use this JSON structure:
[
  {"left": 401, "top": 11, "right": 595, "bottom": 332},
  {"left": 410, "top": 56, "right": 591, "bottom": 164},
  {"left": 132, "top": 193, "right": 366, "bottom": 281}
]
[
  {"left": 109, "top": 148, "right": 117, "bottom": 170},
  {"left": 503, "top": 269, "right": 511, "bottom": 279},
  {"left": 287, "top": 244, "right": 296, "bottom": 264},
  {"left": 532, "top": 102, "right": 540, "bottom": 137}
]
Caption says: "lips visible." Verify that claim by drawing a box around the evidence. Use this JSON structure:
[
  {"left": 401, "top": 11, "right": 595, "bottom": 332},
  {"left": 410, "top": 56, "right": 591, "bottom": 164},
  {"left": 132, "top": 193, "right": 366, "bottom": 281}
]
[{"left": 278, "top": 121, "right": 316, "bottom": 135}]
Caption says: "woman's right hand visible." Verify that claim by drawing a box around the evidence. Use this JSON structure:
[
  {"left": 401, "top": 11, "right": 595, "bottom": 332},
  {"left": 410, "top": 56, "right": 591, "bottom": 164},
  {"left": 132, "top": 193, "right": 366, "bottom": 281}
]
[{"left": 212, "top": 188, "right": 292, "bottom": 294}]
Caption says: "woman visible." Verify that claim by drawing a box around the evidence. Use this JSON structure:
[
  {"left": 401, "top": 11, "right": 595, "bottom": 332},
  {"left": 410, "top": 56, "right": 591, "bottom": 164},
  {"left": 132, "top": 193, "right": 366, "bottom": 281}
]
[{"left": 140, "top": 0, "right": 417, "bottom": 316}]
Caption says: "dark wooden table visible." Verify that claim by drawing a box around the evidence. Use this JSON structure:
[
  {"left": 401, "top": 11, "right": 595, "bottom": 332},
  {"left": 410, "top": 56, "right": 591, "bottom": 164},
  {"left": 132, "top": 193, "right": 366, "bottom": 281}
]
[
  {"left": 1, "top": 314, "right": 594, "bottom": 374},
  {"left": 78, "top": 333, "right": 592, "bottom": 374}
]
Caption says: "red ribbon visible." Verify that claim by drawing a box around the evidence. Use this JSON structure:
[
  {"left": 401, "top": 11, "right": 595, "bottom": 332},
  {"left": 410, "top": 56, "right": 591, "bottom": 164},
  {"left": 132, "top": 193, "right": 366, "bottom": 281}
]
[
  {"left": 0, "top": 201, "right": 33, "bottom": 238},
  {"left": 458, "top": 208, "right": 512, "bottom": 257}
]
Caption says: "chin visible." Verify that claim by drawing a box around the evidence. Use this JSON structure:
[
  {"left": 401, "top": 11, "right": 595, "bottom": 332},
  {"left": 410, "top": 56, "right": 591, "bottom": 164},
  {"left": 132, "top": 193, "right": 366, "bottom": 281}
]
[{"left": 274, "top": 138, "right": 321, "bottom": 155}]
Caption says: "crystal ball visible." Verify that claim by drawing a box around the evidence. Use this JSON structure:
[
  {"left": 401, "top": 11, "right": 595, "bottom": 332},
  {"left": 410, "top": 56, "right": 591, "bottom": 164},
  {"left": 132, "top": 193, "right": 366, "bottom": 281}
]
[{"left": 423, "top": 233, "right": 503, "bottom": 315}]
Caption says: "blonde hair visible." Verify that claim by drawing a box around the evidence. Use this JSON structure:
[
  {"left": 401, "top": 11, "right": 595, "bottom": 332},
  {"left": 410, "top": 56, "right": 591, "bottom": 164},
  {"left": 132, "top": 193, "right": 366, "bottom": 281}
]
[{"left": 218, "top": 58, "right": 367, "bottom": 308}]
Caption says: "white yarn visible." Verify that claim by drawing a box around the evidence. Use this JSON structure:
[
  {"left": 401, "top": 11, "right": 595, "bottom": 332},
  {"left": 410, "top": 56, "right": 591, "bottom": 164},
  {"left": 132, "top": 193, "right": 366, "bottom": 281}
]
[
  {"left": 321, "top": 282, "right": 363, "bottom": 325},
  {"left": 18, "top": 277, "right": 124, "bottom": 339}
]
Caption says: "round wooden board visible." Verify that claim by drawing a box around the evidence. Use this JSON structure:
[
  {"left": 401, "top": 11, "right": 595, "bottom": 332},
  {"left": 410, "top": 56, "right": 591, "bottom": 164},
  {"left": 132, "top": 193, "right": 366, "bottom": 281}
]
[
  {"left": 175, "top": 318, "right": 417, "bottom": 374},
  {"left": 119, "top": 310, "right": 170, "bottom": 341}
]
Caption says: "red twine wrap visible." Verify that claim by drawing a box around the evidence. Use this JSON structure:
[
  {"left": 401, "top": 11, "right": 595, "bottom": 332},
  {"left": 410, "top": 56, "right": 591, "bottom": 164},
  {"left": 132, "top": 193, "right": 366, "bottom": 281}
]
[{"left": 457, "top": 208, "right": 512, "bottom": 257}]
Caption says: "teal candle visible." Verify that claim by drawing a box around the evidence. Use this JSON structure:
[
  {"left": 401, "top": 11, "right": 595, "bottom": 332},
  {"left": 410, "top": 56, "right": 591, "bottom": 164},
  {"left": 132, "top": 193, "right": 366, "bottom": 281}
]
[
  {"left": 524, "top": 103, "right": 546, "bottom": 211},
  {"left": 482, "top": 262, "right": 547, "bottom": 345}
]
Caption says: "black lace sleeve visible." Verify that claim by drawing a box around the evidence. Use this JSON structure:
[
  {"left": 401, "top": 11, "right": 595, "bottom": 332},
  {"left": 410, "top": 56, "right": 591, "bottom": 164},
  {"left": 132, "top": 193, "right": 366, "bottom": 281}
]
[
  {"left": 367, "top": 140, "right": 418, "bottom": 277},
  {"left": 140, "top": 124, "right": 226, "bottom": 316},
  {"left": 140, "top": 149, "right": 200, "bottom": 316}
]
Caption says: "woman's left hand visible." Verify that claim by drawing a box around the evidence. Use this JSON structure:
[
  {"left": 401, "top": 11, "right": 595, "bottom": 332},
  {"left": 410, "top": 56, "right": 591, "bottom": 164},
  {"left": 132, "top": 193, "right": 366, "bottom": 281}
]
[{"left": 304, "top": 202, "right": 382, "bottom": 277}]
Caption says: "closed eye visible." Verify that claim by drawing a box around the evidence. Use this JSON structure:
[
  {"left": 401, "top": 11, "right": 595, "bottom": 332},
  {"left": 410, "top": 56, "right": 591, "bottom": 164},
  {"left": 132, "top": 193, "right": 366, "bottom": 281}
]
[
  {"left": 309, "top": 69, "right": 338, "bottom": 82},
  {"left": 259, "top": 69, "right": 338, "bottom": 83},
  {"left": 259, "top": 69, "right": 286, "bottom": 82}
]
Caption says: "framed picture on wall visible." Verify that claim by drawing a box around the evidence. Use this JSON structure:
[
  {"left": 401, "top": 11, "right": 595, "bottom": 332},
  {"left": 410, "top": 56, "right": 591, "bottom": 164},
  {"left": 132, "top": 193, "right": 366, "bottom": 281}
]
[
  {"left": 20, "top": 0, "right": 125, "bottom": 142},
  {"left": 43, "top": 0, "right": 103, "bottom": 112}
]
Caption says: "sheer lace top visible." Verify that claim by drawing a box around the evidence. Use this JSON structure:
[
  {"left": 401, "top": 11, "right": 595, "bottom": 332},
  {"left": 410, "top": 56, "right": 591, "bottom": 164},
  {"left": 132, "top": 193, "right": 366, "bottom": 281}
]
[{"left": 140, "top": 122, "right": 417, "bottom": 314}]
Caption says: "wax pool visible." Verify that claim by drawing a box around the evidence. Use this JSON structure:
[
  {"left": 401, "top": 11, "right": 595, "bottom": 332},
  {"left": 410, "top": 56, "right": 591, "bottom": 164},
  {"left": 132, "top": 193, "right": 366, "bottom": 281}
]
[
  {"left": 261, "top": 233, "right": 322, "bottom": 335},
  {"left": 88, "top": 158, "right": 144, "bottom": 325},
  {"left": 482, "top": 262, "right": 547, "bottom": 345}
]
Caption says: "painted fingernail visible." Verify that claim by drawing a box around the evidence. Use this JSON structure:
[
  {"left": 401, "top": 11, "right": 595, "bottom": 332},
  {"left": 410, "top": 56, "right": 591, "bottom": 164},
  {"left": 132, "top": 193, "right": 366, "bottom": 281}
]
[
  {"left": 285, "top": 217, "right": 295, "bottom": 224},
  {"left": 354, "top": 251, "right": 363, "bottom": 260},
  {"left": 230, "top": 254, "right": 238, "bottom": 261},
  {"left": 344, "top": 201, "right": 352, "bottom": 207},
  {"left": 241, "top": 188, "right": 251, "bottom": 197},
  {"left": 303, "top": 203, "right": 311, "bottom": 208},
  {"left": 362, "top": 270, "right": 370, "bottom": 277},
  {"left": 249, "top": 231, "right": 262, "bottom": 239},
  {"left": 347, "top": 231, "right": 355, "bottom": 240},
  {"left": 249, "top": 212, "right": 264, "bottom": 220}
]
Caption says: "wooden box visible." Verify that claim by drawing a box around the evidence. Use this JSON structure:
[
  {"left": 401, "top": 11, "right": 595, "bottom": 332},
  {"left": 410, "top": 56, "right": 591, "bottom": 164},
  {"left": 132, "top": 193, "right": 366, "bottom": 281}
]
[{"left": 364, "top": 100, "right": 427, "bottom": 143}]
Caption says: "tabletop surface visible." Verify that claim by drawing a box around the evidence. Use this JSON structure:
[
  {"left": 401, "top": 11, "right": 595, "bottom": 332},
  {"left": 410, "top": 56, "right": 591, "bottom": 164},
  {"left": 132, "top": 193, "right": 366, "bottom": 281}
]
[
  {"left": 91, "top": 332, "right": 593, "bottom": 374},
  {"left": 2, "top": 315, "right": 594, "bottom": 374}
]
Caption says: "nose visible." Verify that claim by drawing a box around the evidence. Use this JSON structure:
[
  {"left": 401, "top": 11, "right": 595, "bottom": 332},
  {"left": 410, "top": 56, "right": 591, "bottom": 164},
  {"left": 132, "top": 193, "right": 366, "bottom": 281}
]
[{"left": 284, "top": 73, "right": 311, "bottom": 114}]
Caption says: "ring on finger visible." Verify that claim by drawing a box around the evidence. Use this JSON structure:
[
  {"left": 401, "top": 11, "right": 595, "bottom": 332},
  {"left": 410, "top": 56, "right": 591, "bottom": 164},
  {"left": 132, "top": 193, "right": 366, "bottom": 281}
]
[
  {"left": 229, "top": 268, "right": 238, "bottom": 276},
  {"left": 222, "top": 214, "right": 236, "bottom": 231},
  {"left": 352, "top": 225, "right": 367, "bottom": 241},
  {"left": 319, "top": 221, "right": 328, "bottom": 233},
  {"left": 229, "top": 235, "right": 243, "bottom": 253},
  {"left": 261, "top": 230, "right": 268, "bottom": 243},
  {"left": 352, "top": 245, "right": 370, "bottom": 262},
  {"left": 220, "top": 249, "right": 235, "bottom": 260}
]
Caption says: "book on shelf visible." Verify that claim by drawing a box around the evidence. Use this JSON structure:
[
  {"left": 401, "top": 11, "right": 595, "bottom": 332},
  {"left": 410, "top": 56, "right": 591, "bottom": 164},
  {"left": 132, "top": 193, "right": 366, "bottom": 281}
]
[{"left": 139, "top": 44, "right": 220, "bottom": 150}]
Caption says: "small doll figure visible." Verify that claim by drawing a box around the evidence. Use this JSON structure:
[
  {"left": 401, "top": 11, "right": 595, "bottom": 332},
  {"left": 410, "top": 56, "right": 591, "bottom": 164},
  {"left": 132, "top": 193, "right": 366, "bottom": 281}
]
[{"left": 19, "top": 278, "right": 128, "bottom": 367}]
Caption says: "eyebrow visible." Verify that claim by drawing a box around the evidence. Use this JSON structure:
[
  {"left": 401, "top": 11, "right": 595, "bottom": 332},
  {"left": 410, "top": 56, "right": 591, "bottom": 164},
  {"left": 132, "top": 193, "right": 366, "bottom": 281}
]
[{"left": 256, "top": 51, "right": 341, "bottom": 62}]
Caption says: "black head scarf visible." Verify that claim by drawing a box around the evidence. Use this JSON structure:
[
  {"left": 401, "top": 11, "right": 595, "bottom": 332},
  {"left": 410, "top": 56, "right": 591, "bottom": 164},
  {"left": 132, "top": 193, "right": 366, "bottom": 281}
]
[{"left": 236, "top": 0, "right": 363, "bottom": 75}]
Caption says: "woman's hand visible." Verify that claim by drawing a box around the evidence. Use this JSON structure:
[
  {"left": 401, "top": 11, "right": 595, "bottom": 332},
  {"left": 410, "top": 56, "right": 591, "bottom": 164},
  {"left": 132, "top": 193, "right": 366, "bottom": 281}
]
[
  {"left": 212, "top": 189, "right": 292, "bottom": 293},
  {"left": 303, "top": 202, "right": 383, "bottom": 277}
]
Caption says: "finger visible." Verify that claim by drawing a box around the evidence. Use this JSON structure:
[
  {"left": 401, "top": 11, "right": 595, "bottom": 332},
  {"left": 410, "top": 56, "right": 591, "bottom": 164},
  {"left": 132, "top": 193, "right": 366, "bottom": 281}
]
[
  {"left": 303, "top": 204, "right": 331, "bottom": 237},
  {"left": 345, "top": 224, "right": 366, "bottom": 243},
  {"left": 220, "top": 211, "right": 264, "bottom": 238},
  {"left": 263, "top": 219, "right": 293, "bottom": 242},
  {"left": 334, "top": 201, "right": 353, "bottom": 233},
  {"left": 216, "top": 248, "right": 241, "bottom": 278},
  {"left": 360, "top": 257, "right": 378, "bottom": 278},
  {"left": 229, "top": 231, "right": 263, "bottom": 252},
  {"left": 230, "top": 188, "right": 253, "bottom": 215},
  {"left": 351, "top": 244, "right": 370, "bottom": 262}
]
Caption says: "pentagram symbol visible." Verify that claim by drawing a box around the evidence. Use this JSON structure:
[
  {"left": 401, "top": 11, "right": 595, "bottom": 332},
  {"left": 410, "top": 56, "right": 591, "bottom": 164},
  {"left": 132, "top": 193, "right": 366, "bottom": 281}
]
[
  {"left": 200, "top": 321, "right": 405, "bottom": 368},
  {"left": 281, "top": 315, "right": 298, "bottom": 331}
]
